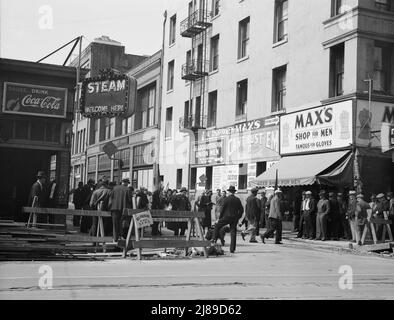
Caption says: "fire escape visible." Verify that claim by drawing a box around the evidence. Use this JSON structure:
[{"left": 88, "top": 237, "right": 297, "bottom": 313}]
[{"left": 179, "top": 4, "right": 212, "bottom": 133}]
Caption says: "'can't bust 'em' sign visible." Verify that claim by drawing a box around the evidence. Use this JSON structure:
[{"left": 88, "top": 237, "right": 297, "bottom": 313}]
[{"left": 80, "top": 74, "right": 137, "bottom": 118}]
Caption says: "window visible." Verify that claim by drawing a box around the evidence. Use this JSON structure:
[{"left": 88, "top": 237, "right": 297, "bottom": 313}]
[
  {"left": 169, "top": 14, "right": 177, "bottom": 45},
  {"left": 212, "top": 0, "right": 220, "bottom": 16},
  {"left": 31, "top": 120, "right": 45, "bottom": 141},
  {"left": 238, "top": 17, "right": 250, "bottom": 59},
  {"left": 208, "top": 90, "right": 217, "bottom": 127},
  {"left": 373, "top": 43, "right": 393, "bottom": 94},
  {"left": 274, "top": 0, "right": 288, "bottom": 43},
  {"left": 121, "top": 118, "right": 128, "bottom": 135},
  {"left": 104, "top": 117, "right": 115, "bottom": 140},
  {"left": 133, "top": 143, "right": 154, "bottom": 166},
  {"left": 236, "top": 79, "right": 248, "bottom": 116},
  {"left": 329, "top": 43, "right": 345, "bottom": 97},
  {"left": 331, "top": 0, "right": 343, "bottom": 17},
  {"left": 98, "top": 154, "right": 111, "bottom": 172},
  {"left": 165, "top": 107, "right": 173, "bottom": 139},
  {"left": 272, "top": 65, "right": 287, "bottom": 112},
  {"left": 93, "top": 119, "right": 99, "bottom": 144},
  {"left": 184, "top": 100, "right": 191, "bottom": 125},
  {"left": 88, "top": 156, "right": 96, "bottom": 173},
  {"left": 375, "top": 0, "right": 394, "bottom": 11},
  {"left": 176, "top": 169, "right": 183, "bottom": 190},
  {"left": 190, "top": 167, "right": 197, "bottom": 190},
  {"left": 148, "top": 85, "right": 155, "bottom": 127},
  {"left": 210, "top": 35, "right": 219, "bottom": 71},
  {"left": 195, "top": 96, "right": 202, "bottom": 127},
  {"left": 238, "top": 164, "right": 248, "bottom": 190},
  {"left": 135, "top": 83, "right": 156, "bottom": 130},
  {"left": 167, "top": 60, "right": 175, "bottom": 91}
]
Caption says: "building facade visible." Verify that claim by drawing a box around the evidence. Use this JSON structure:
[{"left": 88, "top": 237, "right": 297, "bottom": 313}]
[
  {"left": 159, "top": 0, "right": 394, "bottom": 199},
  {"left": 69, "top": 36, "right": 148, "bottom": 189},
  {"left": 0, "top": 59, "right": 86, "bottom": 221}
]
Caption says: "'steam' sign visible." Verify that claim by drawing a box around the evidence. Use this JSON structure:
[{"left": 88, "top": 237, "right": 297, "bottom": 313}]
[
  {"left": 80, "top": 74, "right": 136, "bottom": 118},
  {"left": 2, "top": 82, "right": 67, "bottom": 118},
  {"left": 280, "top": 100, "right": 353, "bottom": 155}
]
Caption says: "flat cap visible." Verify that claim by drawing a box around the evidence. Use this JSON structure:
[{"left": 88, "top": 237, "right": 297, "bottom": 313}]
[
  {"left": 377, "top": 193, "right": 385, "bottom": 199},
  {"left": 349, "top": 190, "right": 356, "bottom": 195}
]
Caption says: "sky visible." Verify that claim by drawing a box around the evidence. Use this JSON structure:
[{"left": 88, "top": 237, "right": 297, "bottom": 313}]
[{"left": 0, "top": 0, "right": 166, "bottom": 64}]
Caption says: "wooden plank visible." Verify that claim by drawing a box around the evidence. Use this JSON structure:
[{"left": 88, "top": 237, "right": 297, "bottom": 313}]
[
  {"left": 357, "top": 243, "right": 392, "bottom": 252},
  {"left": 131, "top": 240, "right": 211, "bottom": 249},
  {"left": 123, "top": 209, "right": 205, "bottom": 219},
  {"left": 370, "top": 218, "right": 392, "bottom": 225},
  {"left": 22, "top": 207, "right": 111, "bottom": 218},
  {"left": 53, "top": 235, "right": 114, "bottom": 243}
]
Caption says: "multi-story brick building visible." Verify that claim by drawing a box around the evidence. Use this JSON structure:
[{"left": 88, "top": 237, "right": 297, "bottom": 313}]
[{"left": 159, "top": 0, "right": 394, "bottom": 199}]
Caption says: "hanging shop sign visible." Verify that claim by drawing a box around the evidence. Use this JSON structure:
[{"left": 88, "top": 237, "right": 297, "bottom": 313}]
[
  {"left": 356, "top": 101, "right": 394, "bottom": 148},
  {"left": 2, "top": 82, "right": 67, "bottom": 118},
  {"left": 280, "top": 100, "right": 353, "bottom": 155},
  {"left": 193, "top": 115, "right": 280, "bottom": 165},
  {"left": 381, "top": 123, "right": 394, "bottom": 153},
  {"left": 80, "top": 74, "right": 137, "bottom": 118}
]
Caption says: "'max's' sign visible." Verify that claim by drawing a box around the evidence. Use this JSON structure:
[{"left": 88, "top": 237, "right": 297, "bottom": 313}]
[{"left": 280, "top": 100, "right": 353, "bottom": 155}]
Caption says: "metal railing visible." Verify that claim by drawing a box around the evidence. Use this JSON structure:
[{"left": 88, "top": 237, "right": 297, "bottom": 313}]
[
  {"left": 179, "top": 114, "right": 208, "bottom": 131},
  {"left": 181, "top": 59, "right": 210, "bottom": 80},
  {"left": 180, "top": 9, "right": 212, "bottom": 37}
]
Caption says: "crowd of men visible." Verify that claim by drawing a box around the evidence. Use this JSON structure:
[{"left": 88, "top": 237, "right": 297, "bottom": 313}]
[{"left": 29, "top": 170, "right": 394, "bottom": 253}]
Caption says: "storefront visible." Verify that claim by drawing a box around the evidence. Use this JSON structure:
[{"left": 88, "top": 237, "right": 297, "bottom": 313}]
[
  {"left": 253, "top": 100, "right": 355, "bottom": 195},
  {"left": 0, "top": 58, "right": 83, "bottom": 221},
  {"left": 190, "top": 115, "right": 281, "bottom": 202}
]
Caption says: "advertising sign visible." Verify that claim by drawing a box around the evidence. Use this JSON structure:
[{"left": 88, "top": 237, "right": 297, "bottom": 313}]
[
  {"left": 212, "top": 165, "right": 239, "bottom": 191},
  {"left": 2, "top": 82, "right": 67, "bottom": 118},
  {"left": 356, "top": 101, "right": 394, "bottom": 148},
  {"left": 80, "top": 74, "right": 136, "bottom": 118},
  {"left": 280, "top": 100, "right": 353, "bottom": 155},
  {"left": 134, "top": 211, "right": 153, "bottom": 229},
  {"left": 381, "top": 123, "right": 394, "bottom": 153},
  {"left": 194, "top": 139, "right": 224, "bottom": 165}
]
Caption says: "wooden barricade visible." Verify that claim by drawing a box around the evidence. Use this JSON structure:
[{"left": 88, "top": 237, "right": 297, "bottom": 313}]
[
  {"left": 22, "top": 207, "right": 112, "bottom": 251},
  {"left": 360, "top": 213, "right": 393, "bottom": 245},
  {"left": 120, "top": 209, "right": 211, "bottom": 260}
]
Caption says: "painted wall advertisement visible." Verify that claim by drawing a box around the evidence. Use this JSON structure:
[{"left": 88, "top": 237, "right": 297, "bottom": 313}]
[
  {"left": 280, "top": 100, "right": 353, "bottom": 155},
  {"left": 212, "top": 165, "right": 239, "bottom": 191},
  {"left": 2, "top": 82, "right": 67, "bottom": 118},
  {"left": 356, "top": 100, "right": 394, "bottom": 148},
  {"left": 194, "top": 115, "right": 280, "bottom": 165}
]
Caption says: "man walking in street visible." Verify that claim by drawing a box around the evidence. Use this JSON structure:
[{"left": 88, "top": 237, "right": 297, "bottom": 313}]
[
  {"left": 212, "top": 186, "right": 244, "bottom": 253},
  {"left": 242, "top": 188, "right": 260, "bottom": 243},
  {"left": 109, "top": 178, "right": 133, "bottom": 242},
  {"left": 347, "top": 190, "right": 358, "bottom": 242},
  {"left": 72, "top": 182, "right": 84, "bottom": 227},
  {"left": 258, "top": 190, "right": 267, "bottom": 235},
  {"left": 303, "top": 191, "right": 316, "bottom": 240},
  {"left": 316, "top": 190, "right": 330, "bottom": 241},
  {"left": 260, "top": 189, "right": 284, "bottom": 245},
  {"left": 89, "top": 179, "right": 111, "bottom": 237}
]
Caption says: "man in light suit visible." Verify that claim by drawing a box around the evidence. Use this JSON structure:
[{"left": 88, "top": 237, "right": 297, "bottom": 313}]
[
  {"left": 260, "top": 189, "right": 284, "bottom": 244},
  {"left": 109, "top": 178, "right": 133, "bottom": 242}
]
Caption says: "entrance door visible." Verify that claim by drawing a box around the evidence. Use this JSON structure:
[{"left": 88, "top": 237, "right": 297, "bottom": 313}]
[{"left": 0, "top": 148, "right": 52, "bottom": 221}]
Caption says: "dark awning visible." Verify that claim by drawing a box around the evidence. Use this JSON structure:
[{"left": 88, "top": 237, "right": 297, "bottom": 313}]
[{"left": 252, "top": 150, "right": 353, "bottom": 187}]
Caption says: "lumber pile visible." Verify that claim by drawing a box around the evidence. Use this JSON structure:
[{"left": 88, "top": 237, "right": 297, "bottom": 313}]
[{"left": 0, "top": 220, "right": 117, "bottom": 261}]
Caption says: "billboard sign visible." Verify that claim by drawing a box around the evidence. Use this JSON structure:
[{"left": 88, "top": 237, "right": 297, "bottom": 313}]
[
  {"left": 80, "top": 74, "right": 136, "bottom": 118},
  {"left": 280, "top": 100, "right": 353, "bottom": 155},
  {"left": 2, "top": 82, "right": 67, "bottom": 118}
]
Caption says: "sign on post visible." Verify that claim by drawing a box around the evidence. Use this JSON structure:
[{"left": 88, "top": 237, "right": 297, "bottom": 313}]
[
  {"left": 134, "top": 211, "right": 154, "bottom": 229},
  {"left": 2, "top": 82, "right": 67, "bottom": 118}
]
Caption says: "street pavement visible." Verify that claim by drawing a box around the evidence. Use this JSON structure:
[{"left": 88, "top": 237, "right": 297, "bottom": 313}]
[{"left": 0, "top": 232, "right": 393, "bottom": 300}]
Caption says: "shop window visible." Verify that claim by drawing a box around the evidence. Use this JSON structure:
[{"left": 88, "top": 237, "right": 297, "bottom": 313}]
[
  {"left": 98, "top": 154, "right": 111, "bottom": 172},
  {"left": 114, "top": 148, "right": 130, "bottom": 169},
  {"left": 133, "top": 143, "right": 154, "bottom": 166},
  {"left": 238, "top": 163, "right": 248, "bottom": 190},
  {"left": 14, "top": 120, "right": 29, "bottom": 140},
  {"left": 87, "top": 156, "right": 96, "bottom": 173},
  {"left": 176, "top": 169, "right": 183, "bottom": 190},
  {"left": 329, "top": 43, "right": 345, "bottom": 97},
  {"left": 238, "top": 17, "right": 250, "bottom": 59},
  {"left": 272, "top": 65, "right": 287, "bottom": 112},
  {"left": 0, "top": 119, "right": 13, "bottom": 140},
  {"left": 236, "top": 79, "right": 248, "bottom": 116},
  {"left": 190, "top": 167, "right": 197, "bottom": 190},
  {"left": 274, "top": 0, "right": 288, "bottom": 43}
]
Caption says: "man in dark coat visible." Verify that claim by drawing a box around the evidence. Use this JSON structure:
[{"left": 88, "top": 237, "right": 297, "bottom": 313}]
[
  {"left": 168, "top": 187, "right": 191, "bottom": 236},
  {"left": 80, "top": 179, "right": 95, "bottom": 233},
  {"left": 328, "top": 192, "right": 340, "bottom": 240},
  {"left": 212, "top": 186, "right": 244, "bottom": 253},
  {"left": 27, "top": 171, "right": 48, "bottom": 223},
  {"left": 72, "top": 182, "right": 84, "bottom": 227},
  {"left": 337, "top": 193, "right": 350, "bottom": 240},
  {"left": 151, "top": 186, "right": 165, "bottom": 236},
  {"left": 108, "top": 178, "right": 133, "bottom": 242},
  {"left": 89, "top": 179, "right": 111, "bottom": 236},
  {"left": 242, "top": 188, "right": 260, "bottom": 243},
  {"left": 198, "top": 189, "right": 214, "bottom": 233},
  {"left": 258, "top": 190, "right": 267, "bottom": 232}
]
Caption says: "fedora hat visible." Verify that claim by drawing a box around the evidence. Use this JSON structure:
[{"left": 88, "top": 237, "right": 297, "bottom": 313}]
[
  {"left": 356, "top": 194, "right": 364, "bottom": 199},
  {"left": 251, "top": 188, "right": 258, "bottom": 194},
  {"left": 227, "top": 186, "right": 237, "bottom": 193},
  {"left": 180, "top": 187, "right": 188, "bottom": 192},
  {"left": 122, "top": 178, "right": 130, "bottom": 183},
  {"left": 37, "top": 171, "right": 47, "bottom": 178},
  {"left": 376, "top": 193, "right": 385, "bottom": 199}
]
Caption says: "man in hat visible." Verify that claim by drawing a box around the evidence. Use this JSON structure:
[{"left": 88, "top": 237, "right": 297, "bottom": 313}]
[
  {"left": 260, "top": 189, "right": 284, "bottom": 244},
  {"left": 354, "top": 194, "right": 370, "bottom": 245},
  {"left": 297, "top": 191, "right": 307, "bottom": 238},
  {"left": 108, "top": 178, "right": 133, "bottom": 243},
  {"left": 303, "top": 191, "right": 317, "bottom": 240},
  {"left": 72, "top": 182, "right": 84, "bottom": 227},
  {"left": 328, "top": 192, "right": 340, "bottom": 240},
  {"left": 258, "top": 189, "right": 268, "bottom": 234},
  {"left": 27, "top": 171, "right": 48, "bottom": 223},
  {"left": 197, "top": 189, "right": 214, "bottom": 234},
  {"left": 242, "top": 188, "right": 260, "bottom": 243},
  {"left": 347, "top": 191, "right": 358, "bottom": 242},
  {"left": 169, "top": 187, "right": 191, "bottom": 236},
  {"left": 89, "top": 179, "right": 111, "bottom": 236},
  {"left": 316, "top": 190, "right": 330, "bottom": 241},
  {"left": 337, "top": 193, "right": 350, "bottom": 240},
  {"left": 212, "top": 186, "right": 244, "bottom": 253}
]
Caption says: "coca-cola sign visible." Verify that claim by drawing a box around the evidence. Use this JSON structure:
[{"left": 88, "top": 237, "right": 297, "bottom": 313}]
[{"left": 2, "top": 82, "right": 67, "bottom": 118}]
